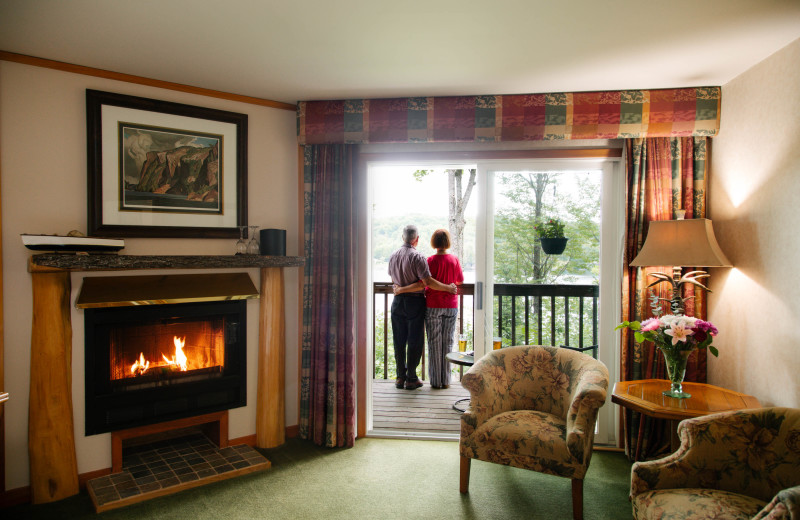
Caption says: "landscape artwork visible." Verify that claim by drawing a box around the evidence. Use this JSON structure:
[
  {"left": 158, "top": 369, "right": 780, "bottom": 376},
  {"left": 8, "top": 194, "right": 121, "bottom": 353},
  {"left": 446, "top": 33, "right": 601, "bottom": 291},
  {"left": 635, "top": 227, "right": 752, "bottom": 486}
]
[
  {"left": 87, "top": 89, "right": 248, "bottom": 238},
  {"left": 119, "top": 123, "right": 223, "bottom": 214}
]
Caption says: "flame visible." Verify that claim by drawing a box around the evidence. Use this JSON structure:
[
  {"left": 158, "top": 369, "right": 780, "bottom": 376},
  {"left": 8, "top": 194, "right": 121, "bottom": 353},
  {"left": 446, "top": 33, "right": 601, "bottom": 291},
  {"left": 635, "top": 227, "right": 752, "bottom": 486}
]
[
  {"left": 129, "top": 336, "right": 188, "bottom": 376},
  {"left": 162, "top": 336, "right": 188, "bottom": 371},
  {"left": 131, "top": 352, "right": 150, "bottom": 375}
]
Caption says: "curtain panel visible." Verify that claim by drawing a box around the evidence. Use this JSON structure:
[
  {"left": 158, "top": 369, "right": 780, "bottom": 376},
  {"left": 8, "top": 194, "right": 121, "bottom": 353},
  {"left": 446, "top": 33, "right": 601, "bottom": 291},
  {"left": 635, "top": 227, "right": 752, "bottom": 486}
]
[
  {"left": 621, "top": 136, "right": 709, "bottom": 461},
  {"left": 297, "top": 87, "right": 720, "bottom": 145},
  {"left": 300, "top": 144, "right": 357, "bottom": 448}
]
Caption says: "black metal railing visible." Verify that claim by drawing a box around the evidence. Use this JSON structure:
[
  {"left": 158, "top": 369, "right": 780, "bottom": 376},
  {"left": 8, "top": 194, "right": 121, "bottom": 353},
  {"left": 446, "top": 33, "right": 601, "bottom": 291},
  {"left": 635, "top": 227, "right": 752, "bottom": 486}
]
[
  {"left": 372, "top": 282, "right": 598, "bottom": 379},
  {"left": 494, "top": 283, "right": 599, "bottom": 358}
]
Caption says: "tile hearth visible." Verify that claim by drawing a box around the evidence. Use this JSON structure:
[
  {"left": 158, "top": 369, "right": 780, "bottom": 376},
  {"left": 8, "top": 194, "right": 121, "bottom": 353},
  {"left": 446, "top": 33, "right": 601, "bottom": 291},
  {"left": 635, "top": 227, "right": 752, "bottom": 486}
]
[{"left": 87, "top": 433, "right": 270, "bottom": 512}]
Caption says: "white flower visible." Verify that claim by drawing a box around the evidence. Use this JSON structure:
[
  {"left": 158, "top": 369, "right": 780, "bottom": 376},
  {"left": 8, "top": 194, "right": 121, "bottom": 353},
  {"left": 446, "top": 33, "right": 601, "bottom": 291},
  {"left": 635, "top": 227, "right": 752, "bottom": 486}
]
[{"left": 659, "top": 314, "right": 697, "bottom": 329}]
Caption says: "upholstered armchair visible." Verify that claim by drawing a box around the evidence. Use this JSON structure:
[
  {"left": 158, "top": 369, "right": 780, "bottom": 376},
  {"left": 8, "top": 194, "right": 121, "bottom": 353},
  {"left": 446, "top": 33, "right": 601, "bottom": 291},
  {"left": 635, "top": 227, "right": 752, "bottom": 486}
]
[
  {"left": 459, "top": 345, "right": 609, "bottom": 520},
  {"left": 631, "top": 407, "right": 800, "bottom": 520}
]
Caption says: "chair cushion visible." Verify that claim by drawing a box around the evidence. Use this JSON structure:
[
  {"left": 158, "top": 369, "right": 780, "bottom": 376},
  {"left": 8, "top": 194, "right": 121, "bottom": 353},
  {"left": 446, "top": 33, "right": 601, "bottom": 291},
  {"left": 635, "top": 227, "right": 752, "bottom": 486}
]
[
  {"left": 464, "top": 410, "right": 586, "bottom": 478},
  {"left": 632, "top": 488, "right": 766, "bottom": 520}
]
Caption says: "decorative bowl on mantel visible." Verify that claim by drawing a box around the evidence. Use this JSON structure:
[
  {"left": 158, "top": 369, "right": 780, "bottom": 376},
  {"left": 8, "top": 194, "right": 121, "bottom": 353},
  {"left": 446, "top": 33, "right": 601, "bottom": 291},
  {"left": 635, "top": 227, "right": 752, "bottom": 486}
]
[{"left": 21, "top": 234, "right": 125, "bottom": 253}]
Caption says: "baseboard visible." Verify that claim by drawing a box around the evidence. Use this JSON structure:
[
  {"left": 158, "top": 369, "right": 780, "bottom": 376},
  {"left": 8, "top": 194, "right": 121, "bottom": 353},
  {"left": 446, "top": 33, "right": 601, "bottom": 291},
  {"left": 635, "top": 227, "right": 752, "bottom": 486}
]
[
  {"left": 2, "top": 425, "right": 302, "bottom": 508},
  {"left": 229, "top": 433, "right": 257, "bottom": 446},
  {"left": 0, "top": 485, "right": 30, "bottom": 508}
]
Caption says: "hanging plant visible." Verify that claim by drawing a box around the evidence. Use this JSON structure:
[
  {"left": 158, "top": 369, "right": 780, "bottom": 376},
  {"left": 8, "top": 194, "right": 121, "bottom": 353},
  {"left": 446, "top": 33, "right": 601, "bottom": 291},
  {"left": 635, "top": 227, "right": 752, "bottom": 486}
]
[{"left": 535, "top": 218, "right": 568, "bottom": 255}]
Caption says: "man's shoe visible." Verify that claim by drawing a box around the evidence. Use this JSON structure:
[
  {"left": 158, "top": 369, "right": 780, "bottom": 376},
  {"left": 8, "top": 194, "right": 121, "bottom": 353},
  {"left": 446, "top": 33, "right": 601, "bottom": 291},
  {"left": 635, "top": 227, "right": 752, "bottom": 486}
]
[
  {"left": 405, "top": 379, "right": 423, "bottom": 390},
  {"left": 394, "top": 377, "right": 405, "bottom": 389}
]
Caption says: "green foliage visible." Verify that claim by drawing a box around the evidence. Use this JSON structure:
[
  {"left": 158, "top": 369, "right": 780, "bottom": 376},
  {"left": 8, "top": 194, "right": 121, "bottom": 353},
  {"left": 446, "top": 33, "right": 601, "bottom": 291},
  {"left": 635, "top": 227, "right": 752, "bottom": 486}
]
[
  {"left": 493, "top": 171, "right": 600, "bottom": 285},
  {"left": 535, "top": 218, "right": 565, "bottom": 238}
]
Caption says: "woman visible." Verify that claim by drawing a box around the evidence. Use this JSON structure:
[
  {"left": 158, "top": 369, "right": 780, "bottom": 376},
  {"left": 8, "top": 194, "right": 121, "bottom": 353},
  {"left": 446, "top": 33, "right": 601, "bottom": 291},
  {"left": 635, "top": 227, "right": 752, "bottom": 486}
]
[{"left": 394, "top": 229, "right": 463, "bottom": 388}]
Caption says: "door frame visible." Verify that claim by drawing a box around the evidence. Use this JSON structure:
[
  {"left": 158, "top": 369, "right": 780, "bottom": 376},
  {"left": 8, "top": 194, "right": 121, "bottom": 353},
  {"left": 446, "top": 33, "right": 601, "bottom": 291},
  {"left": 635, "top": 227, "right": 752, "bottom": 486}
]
[
  {"left": 474, "top": 158, "right": 623, "bottom": 445},
  {"left": 355, "top": 148, "right": 622, "bottom": 440}
]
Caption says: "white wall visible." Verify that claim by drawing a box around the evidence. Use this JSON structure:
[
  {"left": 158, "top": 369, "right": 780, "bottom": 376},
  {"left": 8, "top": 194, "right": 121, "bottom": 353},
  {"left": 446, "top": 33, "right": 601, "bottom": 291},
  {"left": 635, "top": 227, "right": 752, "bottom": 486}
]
[
  {"left": 0, "top": 61, "right": 299, "bottom": 490},
  {"left": 708, "top": 37, "right": 800, "bottom": 407}
]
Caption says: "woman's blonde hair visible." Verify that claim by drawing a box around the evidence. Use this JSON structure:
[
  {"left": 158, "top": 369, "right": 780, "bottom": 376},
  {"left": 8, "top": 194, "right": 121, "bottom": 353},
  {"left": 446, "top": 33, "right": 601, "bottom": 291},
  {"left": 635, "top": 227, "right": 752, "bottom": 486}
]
[{"left": 430, "top": 229, "right": 451, "bottom": 250}]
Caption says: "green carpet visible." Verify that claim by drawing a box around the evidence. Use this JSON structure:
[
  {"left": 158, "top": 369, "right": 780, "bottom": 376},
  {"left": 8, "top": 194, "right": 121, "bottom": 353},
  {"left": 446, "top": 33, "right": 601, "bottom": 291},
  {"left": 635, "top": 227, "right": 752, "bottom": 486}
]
[{"left": 4, "top": 438, "right": 633, "bottom": 519}]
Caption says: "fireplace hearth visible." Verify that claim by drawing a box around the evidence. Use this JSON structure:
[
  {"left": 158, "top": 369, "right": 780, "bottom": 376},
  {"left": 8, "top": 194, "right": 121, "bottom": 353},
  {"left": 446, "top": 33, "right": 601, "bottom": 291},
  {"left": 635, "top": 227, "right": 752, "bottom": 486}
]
[{"left": 84, "top": 298, "right": 248, "bottom": 435}]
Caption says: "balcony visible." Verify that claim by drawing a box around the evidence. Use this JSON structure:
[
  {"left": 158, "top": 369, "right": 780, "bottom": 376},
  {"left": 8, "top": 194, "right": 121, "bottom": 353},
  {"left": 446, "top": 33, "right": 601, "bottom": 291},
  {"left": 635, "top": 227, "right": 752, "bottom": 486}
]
[{"left": 370, "top": 282, "right": 599, "bottom": 437}]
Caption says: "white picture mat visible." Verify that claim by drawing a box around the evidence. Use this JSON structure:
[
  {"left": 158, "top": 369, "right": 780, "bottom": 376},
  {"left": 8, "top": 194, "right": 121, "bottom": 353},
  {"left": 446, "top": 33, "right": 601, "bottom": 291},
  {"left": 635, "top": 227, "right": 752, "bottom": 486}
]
[{"left": 101, "top": 104, "right": 239, "bottom": 229}]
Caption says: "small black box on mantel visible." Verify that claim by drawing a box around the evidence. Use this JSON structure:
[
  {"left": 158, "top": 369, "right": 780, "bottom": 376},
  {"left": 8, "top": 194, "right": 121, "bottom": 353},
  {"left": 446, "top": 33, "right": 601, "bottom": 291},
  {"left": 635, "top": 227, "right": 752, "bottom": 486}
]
[{"left": 260, "top": 229, "right": 286, "bottom": 256}]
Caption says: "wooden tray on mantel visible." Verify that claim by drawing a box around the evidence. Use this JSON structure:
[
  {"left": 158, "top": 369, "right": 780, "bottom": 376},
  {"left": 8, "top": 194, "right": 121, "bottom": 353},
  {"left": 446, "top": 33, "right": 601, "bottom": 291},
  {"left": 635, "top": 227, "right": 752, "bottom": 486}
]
[{"left": 28, "top": 254, "right": 305, "bottom": 272}]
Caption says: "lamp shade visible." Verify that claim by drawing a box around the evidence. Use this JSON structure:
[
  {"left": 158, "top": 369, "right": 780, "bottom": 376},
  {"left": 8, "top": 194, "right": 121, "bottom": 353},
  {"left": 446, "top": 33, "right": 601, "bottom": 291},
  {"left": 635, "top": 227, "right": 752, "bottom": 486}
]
[{"left": 630, "top": 218, "right": 732, "bottom": 267}]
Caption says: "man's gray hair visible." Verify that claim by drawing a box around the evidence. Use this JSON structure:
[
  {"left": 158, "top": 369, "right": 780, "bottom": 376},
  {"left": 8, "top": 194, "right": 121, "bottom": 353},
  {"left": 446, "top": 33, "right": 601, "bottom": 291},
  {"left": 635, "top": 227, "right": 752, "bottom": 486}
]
[{"left": 402, "top": 225, "right": 418, "bottom": 244}]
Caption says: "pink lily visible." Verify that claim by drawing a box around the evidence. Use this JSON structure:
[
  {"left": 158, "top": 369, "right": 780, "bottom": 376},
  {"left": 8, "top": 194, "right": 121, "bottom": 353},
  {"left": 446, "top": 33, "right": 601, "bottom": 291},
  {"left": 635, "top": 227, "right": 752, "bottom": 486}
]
[{"left": 664, "top": 322, "right": 693, "bottom": 345}]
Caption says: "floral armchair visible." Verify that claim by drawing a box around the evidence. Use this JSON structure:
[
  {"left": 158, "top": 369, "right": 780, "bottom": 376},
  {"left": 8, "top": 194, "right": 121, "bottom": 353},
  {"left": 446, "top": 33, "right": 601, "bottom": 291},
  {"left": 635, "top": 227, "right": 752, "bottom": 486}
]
[
  {"left": 631, "top": 407, "right": 800, "bottom": 520},
  {"left": 459, "top": 345, "right": 609, "bottom": 520}
]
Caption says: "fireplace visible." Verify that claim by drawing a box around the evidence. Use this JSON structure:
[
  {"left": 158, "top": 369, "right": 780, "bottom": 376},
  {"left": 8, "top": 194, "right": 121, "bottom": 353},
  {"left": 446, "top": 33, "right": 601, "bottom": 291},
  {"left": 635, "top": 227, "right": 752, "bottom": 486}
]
[{"left": 82, "top": 275, "right": 253, "bottom": 435}]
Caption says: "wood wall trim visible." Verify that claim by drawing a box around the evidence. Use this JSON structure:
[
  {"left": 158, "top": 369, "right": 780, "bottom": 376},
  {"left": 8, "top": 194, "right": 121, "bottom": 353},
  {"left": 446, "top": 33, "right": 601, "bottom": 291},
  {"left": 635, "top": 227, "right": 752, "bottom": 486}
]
[
  {"left": 0, "top": 50, "right": 297, "bottom": 112},
  {"left": 359, "top": 148, "right": 622, "bottom": 163},
  {"left": 0, "top": 109, "right": 4, "bottom": 494},
  {"left": 354, "top": 146, "right": 621, "bottom": 438}
]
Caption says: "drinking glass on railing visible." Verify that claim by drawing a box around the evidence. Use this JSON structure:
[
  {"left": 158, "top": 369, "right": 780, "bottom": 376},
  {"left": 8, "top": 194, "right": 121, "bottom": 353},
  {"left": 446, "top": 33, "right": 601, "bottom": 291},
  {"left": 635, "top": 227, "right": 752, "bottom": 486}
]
[
  {"left": 458, "top": 334, "right": 468, "bottom": 352},
  {"left": 493, "top": 337, "right": 503, "bottom": 350}
]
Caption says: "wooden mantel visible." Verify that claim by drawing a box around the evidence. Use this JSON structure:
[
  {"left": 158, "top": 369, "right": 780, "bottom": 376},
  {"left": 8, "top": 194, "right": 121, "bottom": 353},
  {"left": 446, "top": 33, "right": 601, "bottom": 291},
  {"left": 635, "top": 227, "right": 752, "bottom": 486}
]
[{"left": 27, "top": 254, "right": 303, "bottom": 504}]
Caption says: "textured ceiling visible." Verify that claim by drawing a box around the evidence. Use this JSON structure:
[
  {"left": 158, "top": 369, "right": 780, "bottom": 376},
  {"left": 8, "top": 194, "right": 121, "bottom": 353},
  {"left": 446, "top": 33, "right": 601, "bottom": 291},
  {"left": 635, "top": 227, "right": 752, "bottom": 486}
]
[{"left": 1, "top": 0, "right": 799, "bottom": 104}]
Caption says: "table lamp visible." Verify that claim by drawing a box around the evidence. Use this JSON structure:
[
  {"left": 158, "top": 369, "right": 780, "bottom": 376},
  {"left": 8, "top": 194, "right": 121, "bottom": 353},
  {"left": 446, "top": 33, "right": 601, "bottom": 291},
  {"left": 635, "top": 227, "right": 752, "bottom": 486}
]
[{"left": 630, "top": 216, "right": 731, "bottom": 315}]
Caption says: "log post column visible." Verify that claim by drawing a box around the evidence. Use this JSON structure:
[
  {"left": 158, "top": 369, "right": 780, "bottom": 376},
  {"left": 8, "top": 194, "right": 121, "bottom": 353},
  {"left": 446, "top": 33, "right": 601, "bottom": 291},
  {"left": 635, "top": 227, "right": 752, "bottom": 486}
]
[
  {"left": 29, "top": 270, "right": 79, "bottom": 503},
  {"left": 256, "top": 267, "right": 285, "bottom": 448}
]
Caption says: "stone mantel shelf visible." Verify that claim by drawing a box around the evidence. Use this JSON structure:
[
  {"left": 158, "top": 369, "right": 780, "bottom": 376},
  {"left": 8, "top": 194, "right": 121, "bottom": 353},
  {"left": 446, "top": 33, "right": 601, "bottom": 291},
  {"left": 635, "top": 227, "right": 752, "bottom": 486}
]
[
  {"left": 27, "top": 253, "right": 301, "bottom": 504},
  {"left": 29, "top": 253, "right": 304, "bottom": 272}
]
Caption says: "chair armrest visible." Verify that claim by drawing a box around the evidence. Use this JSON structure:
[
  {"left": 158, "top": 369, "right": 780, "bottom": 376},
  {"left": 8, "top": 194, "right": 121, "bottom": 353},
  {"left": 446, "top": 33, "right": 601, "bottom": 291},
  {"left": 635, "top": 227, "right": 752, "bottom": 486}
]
[
  {"left": 565, "top": 364, "right": 609, "bottom": 462},
  {"left": 753, "top": 485, "right": 800, "bottom": 520},
  {"left": 460, "top": 356, "right": 513, "bottom": 426},
  {"left": 631, "top": 408, "right": 797, "bottom": 500},
  {"left": 630, "top": 413, "right": 732, "bottom": 497}
]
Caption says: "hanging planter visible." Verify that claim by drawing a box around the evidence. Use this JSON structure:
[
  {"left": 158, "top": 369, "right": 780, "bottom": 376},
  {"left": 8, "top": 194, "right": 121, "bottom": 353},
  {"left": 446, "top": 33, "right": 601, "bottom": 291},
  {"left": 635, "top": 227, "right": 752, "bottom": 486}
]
[{"left": 540, "top": 237, "right": 568, "bottom": 255}]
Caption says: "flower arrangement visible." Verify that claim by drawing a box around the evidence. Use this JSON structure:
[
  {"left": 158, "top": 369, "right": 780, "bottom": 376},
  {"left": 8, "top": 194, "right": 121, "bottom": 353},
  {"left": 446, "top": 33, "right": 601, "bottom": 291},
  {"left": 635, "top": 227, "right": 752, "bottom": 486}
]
[
  {"left": 617, "top": 314, "right": 719, "bottom": 357},
  {"left": 617, "top": 315, "right": 720, "bottom": 398},
  {"left": 535, "top": 218, "right": 565, "bottom": 239}
]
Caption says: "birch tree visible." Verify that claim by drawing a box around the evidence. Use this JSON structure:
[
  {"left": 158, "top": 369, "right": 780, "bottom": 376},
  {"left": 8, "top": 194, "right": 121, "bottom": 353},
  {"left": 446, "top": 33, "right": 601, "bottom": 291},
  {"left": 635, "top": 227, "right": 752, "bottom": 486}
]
[{"left": 414, "top": 168, "right": 476, "bottom": 261}]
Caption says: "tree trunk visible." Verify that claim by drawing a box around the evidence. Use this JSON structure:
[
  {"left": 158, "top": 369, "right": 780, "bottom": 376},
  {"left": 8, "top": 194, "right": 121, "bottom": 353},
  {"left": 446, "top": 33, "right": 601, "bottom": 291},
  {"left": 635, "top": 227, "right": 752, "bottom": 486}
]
[{"left": 446, "top": 169, "right": 475, "bottom": 262}]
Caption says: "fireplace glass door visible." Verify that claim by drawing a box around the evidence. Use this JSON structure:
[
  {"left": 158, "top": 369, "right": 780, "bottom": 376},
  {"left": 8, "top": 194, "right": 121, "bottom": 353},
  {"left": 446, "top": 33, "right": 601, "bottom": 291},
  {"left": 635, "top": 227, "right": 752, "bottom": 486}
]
[{"left": 85, "top": 300, "right": 246, "bottom": 435}]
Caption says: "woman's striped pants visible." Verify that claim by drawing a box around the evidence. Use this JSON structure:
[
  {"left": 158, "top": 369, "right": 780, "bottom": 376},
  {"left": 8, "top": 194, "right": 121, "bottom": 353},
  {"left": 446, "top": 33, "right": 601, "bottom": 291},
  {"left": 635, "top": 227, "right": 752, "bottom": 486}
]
[{"left": 425, "top": 307, "right": 458, "bottom": 388}]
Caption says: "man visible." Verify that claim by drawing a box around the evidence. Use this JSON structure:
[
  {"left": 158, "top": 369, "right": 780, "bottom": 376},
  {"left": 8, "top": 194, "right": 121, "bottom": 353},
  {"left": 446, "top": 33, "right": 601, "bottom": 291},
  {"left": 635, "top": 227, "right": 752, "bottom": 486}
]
[{"left": 388, "top": 225, "right": 457, "bottom": 390}]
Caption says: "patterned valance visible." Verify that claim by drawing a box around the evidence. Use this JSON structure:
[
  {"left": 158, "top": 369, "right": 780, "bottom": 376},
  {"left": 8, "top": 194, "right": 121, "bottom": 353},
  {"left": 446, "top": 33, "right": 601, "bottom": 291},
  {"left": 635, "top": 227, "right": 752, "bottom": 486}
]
[{"left": 297, "top": 87, "right": 720, "bottom": 145}]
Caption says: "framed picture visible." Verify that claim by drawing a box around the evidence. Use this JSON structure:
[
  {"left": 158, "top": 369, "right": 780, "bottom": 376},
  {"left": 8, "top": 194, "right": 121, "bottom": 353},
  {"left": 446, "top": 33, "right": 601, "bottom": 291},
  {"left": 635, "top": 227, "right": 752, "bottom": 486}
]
[{"left": 87, "top": 89, "right": 247, "bottom": 238}]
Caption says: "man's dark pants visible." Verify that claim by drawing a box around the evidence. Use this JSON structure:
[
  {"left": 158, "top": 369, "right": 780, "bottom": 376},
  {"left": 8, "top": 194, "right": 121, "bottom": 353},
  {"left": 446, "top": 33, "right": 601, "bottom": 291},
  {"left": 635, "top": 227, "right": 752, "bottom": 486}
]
[{"left": 391, "top": 293, "right": 426, "bottom": 382}]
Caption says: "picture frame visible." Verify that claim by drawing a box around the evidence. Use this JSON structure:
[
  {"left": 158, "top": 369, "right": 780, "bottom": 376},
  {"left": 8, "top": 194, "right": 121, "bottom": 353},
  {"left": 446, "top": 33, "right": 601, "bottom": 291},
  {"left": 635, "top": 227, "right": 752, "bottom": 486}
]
[{"left": 87, "top": 89, "right": 247, "bottom": 238}]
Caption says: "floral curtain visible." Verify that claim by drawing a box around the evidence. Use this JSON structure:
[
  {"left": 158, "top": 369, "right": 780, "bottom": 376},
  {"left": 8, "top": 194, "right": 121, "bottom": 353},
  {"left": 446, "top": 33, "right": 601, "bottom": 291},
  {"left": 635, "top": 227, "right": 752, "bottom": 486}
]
[
  {"left": 621, "top": 136, "right": 709, "bottom": 460},
  {"left": 300, "top": 144, "right": 356, "bottom": 448}
]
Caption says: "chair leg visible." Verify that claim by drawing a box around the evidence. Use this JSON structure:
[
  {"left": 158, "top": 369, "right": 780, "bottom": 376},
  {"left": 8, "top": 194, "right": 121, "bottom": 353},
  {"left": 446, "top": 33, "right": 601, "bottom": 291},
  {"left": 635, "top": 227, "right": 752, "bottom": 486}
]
[
  {"left": 459, "top": 456, "right": 471, "bottom": 493},
  {"left": 572, "top": 478, "right": 583, "bottom": 520}
]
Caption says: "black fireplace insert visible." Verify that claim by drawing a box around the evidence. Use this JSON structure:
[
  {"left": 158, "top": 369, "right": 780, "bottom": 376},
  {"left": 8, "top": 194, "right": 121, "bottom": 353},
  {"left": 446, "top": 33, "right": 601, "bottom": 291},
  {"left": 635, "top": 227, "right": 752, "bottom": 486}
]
[{"left": 84, "top": 300, "right": 247, "bottom": 435}]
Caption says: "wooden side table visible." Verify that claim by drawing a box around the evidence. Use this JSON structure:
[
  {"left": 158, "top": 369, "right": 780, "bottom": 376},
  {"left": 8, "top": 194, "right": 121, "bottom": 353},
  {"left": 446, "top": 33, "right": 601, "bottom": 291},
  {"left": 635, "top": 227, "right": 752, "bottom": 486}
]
[{"left": 612, "top": 379, "right": 761, "bottom": 452}]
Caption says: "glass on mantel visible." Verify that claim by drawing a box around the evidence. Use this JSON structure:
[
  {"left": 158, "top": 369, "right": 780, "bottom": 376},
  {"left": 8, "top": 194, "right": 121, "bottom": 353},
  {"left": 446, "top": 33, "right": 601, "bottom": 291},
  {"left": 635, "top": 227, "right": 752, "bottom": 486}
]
[
  {"left": 235, "top": 226, "right": 247, "bottom": 255},
  {"left": 246, "top": 226, "right": 260, "bottom": 255}
]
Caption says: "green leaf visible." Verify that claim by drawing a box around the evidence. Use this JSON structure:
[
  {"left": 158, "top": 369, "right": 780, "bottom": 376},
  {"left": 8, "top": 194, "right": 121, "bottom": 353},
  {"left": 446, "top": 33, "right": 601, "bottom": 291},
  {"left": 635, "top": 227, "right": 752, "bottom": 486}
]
[
  {"left": 634, "top": 332, "right": 645, "bottom": 343},
  {"left": 708, "top": 345, "right": 719, "bottom": 357}
]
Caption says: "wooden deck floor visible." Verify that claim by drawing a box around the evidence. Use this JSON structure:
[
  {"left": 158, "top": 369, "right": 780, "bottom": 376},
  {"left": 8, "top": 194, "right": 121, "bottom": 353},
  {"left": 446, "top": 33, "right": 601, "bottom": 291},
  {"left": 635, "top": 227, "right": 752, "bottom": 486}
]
[{"left": 370, "top": 379, "right": 470, "bottom": 439}]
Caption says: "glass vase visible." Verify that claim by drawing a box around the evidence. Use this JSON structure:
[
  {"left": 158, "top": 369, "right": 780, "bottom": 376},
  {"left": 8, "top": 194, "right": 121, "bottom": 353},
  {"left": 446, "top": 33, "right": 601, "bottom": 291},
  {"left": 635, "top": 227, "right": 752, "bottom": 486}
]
[{"left": 661, "top": 348, "right": 693, "bottom": 398}]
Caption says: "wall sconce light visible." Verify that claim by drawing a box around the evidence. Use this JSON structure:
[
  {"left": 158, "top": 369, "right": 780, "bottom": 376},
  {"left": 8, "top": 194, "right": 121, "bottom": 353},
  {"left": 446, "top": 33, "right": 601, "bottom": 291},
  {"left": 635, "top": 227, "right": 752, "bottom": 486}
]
[{"left": 630, "top": 217, "right": 731, "bottom": 315}]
